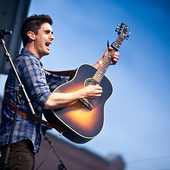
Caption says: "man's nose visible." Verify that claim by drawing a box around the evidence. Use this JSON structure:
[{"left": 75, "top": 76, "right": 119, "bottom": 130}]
[{"left": 50, "top": 33, "right": 54, "bottom": 40}]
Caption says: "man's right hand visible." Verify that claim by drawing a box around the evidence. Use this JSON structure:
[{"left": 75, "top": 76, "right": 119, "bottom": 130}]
[{"left": 82, "top": 84, "right": 103, "bottom": 99}]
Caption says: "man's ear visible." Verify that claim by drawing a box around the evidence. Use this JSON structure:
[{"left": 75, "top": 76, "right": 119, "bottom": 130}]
[{"left": 27, "top": 31, "right": 35, "bottom": 40}]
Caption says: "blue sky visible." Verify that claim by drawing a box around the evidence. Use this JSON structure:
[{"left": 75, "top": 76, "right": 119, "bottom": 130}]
[{"left": 0, "top": 0, "right": 170, "bottom": 169}]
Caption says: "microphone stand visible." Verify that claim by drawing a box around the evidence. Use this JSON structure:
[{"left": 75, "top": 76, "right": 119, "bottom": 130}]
[
  {"left": 0, "top": 30, "right": 36, "bottom": 170},
  {"left": 39, "top": 125, "right": 68, "bottom": 170}
]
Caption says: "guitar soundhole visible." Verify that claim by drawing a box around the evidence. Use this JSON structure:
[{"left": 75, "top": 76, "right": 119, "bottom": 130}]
[
  {"left": 84, "top": 78, "right": 98, "bottom": 87},
  {"left": 84, "top": 78, "right": 102, "bottom": 108}
]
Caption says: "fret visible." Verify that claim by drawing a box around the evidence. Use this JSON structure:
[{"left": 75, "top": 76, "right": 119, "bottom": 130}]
[
  {"left": 93, "top": 54, "right": 111, "bottom": 83},
  {"left": 112, "top": 36, "right": 124, "bottom": 51}
]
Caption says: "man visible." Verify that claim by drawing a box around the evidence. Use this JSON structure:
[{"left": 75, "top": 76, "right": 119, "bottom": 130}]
[{"left": 0, "top": 14, "right": 119, "bottom": 169}]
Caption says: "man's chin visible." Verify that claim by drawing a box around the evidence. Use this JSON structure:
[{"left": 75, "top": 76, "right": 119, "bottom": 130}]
[{"left": 44, "top": 51, "right": 50, "bottom": 56}]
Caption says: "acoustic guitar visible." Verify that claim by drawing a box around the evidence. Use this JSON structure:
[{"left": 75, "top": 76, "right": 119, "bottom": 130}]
[{"left": 44, "top": 23, "right": 130, "bottom": 144}]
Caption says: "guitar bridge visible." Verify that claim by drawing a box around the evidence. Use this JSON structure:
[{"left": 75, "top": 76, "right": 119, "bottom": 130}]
[{"left": 79, "top": 98, "right": 92, "bottom": 111}]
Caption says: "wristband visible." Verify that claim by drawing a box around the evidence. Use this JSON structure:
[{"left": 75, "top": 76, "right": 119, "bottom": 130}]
[{"left": 98, "top": 59, "right": 102, "bottom": 65}]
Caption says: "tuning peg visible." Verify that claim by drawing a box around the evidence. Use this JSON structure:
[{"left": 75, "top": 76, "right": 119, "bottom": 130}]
[
  {"left": 128, "top": 31, "right": 131, "bottom": 37},
  {"left": 125, "top": 32, "right": 131, "bottom": 40},
  {"left": 115, "top": 24, "right": 120, "bottom": 32}
]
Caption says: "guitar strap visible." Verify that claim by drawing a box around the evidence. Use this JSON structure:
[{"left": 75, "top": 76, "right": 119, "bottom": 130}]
[
  {"left": 44, "top": 69, "right": 75, "bottom": 77},
  {"left": 3, "top": 69, "right": 75, "bottom": 132},
  {"left": 4, "top": 90, "right": 66, "bottom": 133}
]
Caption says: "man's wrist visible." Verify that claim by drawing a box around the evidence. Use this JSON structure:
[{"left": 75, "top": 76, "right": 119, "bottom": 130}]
[{"left": 97, "top": 59, "right": 103, "bottom": 65}]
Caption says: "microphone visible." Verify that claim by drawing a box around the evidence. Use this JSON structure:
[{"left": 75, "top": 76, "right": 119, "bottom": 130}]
[{"left": 0, "top": 29, "right": 12, "bottom": 35}]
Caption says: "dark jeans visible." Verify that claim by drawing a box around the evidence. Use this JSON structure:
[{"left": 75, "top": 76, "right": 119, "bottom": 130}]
[{"left": 0, "top": 140, "right": 35, "bottom": 170}]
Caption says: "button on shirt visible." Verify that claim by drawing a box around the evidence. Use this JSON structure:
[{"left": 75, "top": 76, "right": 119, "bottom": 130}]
[{"left": 0, "top": 48, "right": 68, "bottom": 153}]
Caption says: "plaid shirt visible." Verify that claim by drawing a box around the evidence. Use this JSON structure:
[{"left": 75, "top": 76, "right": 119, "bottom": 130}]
[{"left": 0, "top": 48, "right": 67, "bottom": 153}]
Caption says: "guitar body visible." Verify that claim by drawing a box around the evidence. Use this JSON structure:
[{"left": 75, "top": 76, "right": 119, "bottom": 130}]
[
  {"left": 44, "top": 64, "right": 113, "bottom": 144},
  {"left": 44, "top": 23, "right": 130, "bottom": 144}
]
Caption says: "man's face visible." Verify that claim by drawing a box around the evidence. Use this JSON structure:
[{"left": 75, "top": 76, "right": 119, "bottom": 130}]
[{"left": 34, "top": 22, "right": 54, "bottom": 59}]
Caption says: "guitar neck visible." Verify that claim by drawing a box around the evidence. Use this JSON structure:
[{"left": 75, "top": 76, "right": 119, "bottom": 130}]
[{"left": 93, "top": 35, "right": 124, "bottom": 84}]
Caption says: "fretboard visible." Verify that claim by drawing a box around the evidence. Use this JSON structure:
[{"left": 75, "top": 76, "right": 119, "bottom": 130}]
[{"left": 93, "top": 35, "right": 124, "bottom": 84}]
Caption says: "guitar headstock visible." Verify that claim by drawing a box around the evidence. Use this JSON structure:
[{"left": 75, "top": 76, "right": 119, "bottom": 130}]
[{"left": 115, "top": 23, "right": 130, "bottom": 40}]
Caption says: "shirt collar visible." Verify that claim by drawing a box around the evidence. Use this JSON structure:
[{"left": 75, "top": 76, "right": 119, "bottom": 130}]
[{"left": 20, "top": 48, "right": 43, "bottom": 68}]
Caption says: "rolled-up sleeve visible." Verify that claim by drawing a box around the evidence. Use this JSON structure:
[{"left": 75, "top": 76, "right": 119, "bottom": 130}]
[{"left": 18, "top": 55, "right": 51, "bottom": 113}]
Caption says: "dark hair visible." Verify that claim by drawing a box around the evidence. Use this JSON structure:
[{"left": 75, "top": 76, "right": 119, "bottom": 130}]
[{"left": 21, "top": 14, "right": 53, "bottom": 46}]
